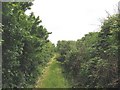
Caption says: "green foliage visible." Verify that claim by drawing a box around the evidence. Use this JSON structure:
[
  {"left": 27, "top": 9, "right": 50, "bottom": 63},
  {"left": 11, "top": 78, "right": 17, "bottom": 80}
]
[
  {"left": 2, "top": 1, "right": 119, "bottom": 88},
  {"left": 2, "top": 2, "right": 55, "bottom": 88},
  {"left": 56, "top": 14, "right": 119, "bottom": 88},
  {"left": 0, "top": 23, "right": 2, "bottom": 45}
]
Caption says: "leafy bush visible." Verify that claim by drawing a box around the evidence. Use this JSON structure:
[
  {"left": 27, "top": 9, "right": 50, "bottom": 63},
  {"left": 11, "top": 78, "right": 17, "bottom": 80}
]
[
  {"left": 56, "top": 14, "right": 119, "bottom": 88},
  {"left": 2, "top": 2, "right": 55, "bottom": 88}
]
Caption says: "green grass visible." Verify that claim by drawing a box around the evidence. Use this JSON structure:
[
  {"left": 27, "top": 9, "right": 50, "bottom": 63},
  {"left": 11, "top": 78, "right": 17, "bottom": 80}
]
[{"left": 35, "top": 56, "right": 70, "bottom": 88}]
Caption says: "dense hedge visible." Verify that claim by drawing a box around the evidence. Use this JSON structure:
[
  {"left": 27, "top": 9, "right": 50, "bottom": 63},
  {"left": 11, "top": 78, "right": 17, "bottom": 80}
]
[
  {"left": 2, "top": 2, "right": 55, "bottom": 88},
  {"left": 56, "top": 14, "right": 119, "bottom": 88}
]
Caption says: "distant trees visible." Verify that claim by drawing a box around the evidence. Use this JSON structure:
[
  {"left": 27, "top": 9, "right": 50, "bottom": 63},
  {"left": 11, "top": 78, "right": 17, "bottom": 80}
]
[
  {"left": 2, "top": 2, "right": 55, "bottom": 88},
  {"left": 56, "top": 14, "right": 119, "bottom": 88}
]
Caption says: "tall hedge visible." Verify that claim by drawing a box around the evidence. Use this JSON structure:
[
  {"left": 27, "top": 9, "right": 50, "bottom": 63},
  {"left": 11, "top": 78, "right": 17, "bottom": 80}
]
[
  {"left": 56, "top": 14, "right": 119, "bottom": 88},
  {"left": 2, "top": 2, "right": 54, "bottom": 88}
]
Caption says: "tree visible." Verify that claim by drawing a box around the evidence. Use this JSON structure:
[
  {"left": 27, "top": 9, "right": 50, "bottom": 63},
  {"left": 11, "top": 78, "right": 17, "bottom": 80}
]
[{"left": 2, "top": 2, "right": 55, "bottom": 88}]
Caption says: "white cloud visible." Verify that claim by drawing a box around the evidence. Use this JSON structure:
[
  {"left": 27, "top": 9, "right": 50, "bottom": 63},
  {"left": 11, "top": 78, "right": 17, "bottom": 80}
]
[{"left": 25, "top": 0, "right": 119, "bottom": 45}]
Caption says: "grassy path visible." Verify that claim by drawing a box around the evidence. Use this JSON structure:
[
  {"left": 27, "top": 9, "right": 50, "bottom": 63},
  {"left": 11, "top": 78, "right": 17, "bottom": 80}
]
[{"left": 35, "top": 55, "right": 70, "bottom": 88}]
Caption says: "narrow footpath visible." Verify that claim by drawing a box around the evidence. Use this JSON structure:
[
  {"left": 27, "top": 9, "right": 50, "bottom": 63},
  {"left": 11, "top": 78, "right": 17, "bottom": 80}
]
[{"left": 35, "top": 55, "right": 70, "bottom": 88}]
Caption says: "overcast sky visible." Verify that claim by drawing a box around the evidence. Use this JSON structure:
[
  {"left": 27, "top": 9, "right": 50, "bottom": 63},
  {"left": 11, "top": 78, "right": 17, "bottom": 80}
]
[{"left": 25, "top": 0, "right": 119, "bottom": 45}]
